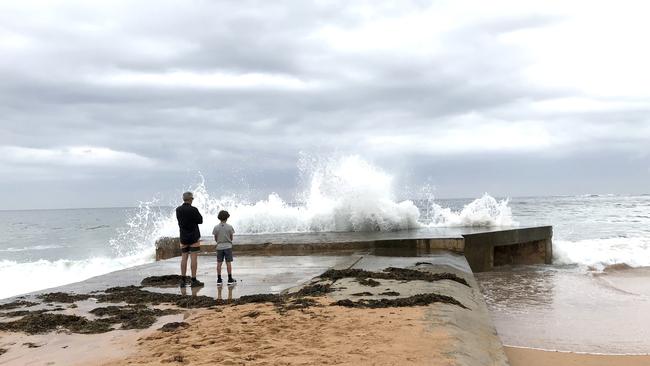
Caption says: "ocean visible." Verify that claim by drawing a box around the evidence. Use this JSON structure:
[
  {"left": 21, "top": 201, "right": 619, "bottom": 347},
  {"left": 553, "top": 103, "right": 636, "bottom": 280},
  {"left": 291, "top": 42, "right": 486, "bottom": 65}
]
[{"left": 2, "top": 192, "right": 649, "bottom": 300}]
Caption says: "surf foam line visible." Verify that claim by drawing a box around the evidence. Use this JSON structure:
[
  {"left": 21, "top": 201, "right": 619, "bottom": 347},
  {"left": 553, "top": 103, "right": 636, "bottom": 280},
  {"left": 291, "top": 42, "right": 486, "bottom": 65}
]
[
  {"left": 0, "top": 251, "right": 152, "bottom": 300},
  {"left": 554, "top": 237, "right": 650, "bottom": 270}
]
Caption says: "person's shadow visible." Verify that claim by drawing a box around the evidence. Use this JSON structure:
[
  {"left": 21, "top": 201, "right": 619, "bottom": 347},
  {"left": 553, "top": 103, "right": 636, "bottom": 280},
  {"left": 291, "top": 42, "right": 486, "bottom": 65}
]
[{"left": 217, "top": 285, "right": 233, "bottom": 302}]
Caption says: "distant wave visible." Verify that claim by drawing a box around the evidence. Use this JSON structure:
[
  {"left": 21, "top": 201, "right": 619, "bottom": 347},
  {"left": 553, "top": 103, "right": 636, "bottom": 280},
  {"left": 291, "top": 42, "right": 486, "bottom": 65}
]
[
  {"left": 86, "top": 225, "right": 110, "bottom": 230},
  {"left": 0, "top": 245, "right": 64, "bottom": 253}
]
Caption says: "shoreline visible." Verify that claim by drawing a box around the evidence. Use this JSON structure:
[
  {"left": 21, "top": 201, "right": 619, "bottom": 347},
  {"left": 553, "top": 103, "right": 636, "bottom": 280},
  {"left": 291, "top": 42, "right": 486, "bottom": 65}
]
[{"left": 505, "top": 347, "right": 650, "bottom": 366}]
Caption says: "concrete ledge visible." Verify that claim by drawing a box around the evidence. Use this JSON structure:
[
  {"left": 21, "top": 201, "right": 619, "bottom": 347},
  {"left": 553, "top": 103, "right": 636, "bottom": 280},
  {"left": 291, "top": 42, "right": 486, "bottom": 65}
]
[
  {"left": 155, "top": 226, "right": 553, "bottom": 273},
  {"left": 462, "top": 226, "right": 553, "bottom": 272}
]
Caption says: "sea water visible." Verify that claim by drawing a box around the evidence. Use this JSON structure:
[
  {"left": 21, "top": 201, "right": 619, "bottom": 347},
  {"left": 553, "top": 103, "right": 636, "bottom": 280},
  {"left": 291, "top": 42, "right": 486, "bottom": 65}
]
[{"left": 1, "top": 156, "right": 649, "bottom": 309}]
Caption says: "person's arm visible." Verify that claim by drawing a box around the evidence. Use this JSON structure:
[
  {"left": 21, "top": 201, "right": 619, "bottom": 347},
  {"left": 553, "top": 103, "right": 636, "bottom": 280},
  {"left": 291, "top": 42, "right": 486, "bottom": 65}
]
[
  {"left": 230, "top": 227, "right": 234, "bottom": 242},
  {"left": 212, "top": 226, "right": 218, "bottom": 242}
]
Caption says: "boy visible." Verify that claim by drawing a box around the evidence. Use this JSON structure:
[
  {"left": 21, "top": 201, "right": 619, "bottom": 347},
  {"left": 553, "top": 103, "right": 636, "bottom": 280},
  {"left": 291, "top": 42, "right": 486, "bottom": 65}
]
[{"left": 212, "top": 210, "right": 236, "bottom": 285}]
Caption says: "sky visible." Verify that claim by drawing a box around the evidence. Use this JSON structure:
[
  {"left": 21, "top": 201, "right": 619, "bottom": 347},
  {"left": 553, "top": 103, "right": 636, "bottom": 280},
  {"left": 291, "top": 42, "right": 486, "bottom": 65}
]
[{"left": 1, "top": 0, "right": 649, "bottom": 209}]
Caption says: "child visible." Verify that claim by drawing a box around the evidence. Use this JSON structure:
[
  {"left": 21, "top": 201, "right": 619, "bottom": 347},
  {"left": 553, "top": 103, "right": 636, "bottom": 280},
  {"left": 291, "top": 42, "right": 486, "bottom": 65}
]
[{"left": 212, "top": 210, "right": 236, "bottom": 285}]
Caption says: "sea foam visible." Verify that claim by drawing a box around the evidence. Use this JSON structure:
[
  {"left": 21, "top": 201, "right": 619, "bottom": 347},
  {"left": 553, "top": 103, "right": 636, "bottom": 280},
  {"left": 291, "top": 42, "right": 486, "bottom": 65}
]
[{"left": 554, "top": 237, "right": 650, "bottom": 270}]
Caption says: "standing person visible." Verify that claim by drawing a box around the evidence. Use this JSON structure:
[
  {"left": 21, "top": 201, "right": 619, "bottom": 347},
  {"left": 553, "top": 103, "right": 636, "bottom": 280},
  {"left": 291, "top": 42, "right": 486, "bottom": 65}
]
[
  {"left": 212, "top": 210, "right": 236, "bottom": 286},
  {"left": 176, "top": 191, "right": 204, "bottom": 288}
]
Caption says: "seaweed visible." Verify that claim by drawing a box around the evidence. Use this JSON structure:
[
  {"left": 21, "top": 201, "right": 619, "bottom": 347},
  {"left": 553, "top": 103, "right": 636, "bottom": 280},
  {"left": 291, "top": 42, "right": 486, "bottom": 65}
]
[
  {"left": 0, "top": 300, "right": 37, "bottom": 311},
  {"left": 320, "top": 268, "right": 469, "bottom": 287},
  {"left": 289, "top": 283, "right": 332, "bottom": 297},
  {"left": 96, "top": 286, "right": 218, "bottom": 308},
  {"left": 141, "top": 275, "right": 186, "bottom": 287},
  {"left": 0, "top": 348, "right": 6, "bottom": 356},
  {"left": 358, "top": 278, "right": 381, "bottom": 287},
  {"left": 379, "top": 291, "right": 400, "bottom": 296},
  {"left": 159, "top": 322, "right": 190, "bottom": 332},
  {"left": 90, "top": 305, "right": 181, "bottom": 330},
  {"left": 0, "top": 313, "right": 113, "bottom": 334},
  {"left": 37, "top": 292, "right": 92, "bottom": 303},
  {"left": 284, "top": 298, "right": 321, "bottom": 311},
  {"left": 351, "top": 292, "right": 373, "bottom": 296},
  {"left": 2, "top": 309, "right": 49, "bottom": 318},
  {"left": 242, "top": 310, "right": 262, "bottom": 318},
  {"left": 331, "top": 293, "right": 468, "bottom": 310}
]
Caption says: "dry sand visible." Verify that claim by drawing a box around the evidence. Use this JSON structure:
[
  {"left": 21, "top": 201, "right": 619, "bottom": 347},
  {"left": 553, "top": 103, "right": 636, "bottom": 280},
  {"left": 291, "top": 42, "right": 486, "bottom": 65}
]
[
  {"left": 505, "top": 346, "right": 650, "bottom": 366},
  {"left": 106, "top": 298, "right": 454, "bottom": 366}
]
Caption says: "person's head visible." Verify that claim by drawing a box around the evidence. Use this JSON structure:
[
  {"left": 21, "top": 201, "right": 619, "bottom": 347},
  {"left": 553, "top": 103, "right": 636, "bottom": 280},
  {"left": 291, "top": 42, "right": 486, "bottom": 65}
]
[
  {"left": 217, "top": 210, "right": 230, "bottom": 222},
  {"left": 182, "top": 191, "right": 194, "bottom": 203}
]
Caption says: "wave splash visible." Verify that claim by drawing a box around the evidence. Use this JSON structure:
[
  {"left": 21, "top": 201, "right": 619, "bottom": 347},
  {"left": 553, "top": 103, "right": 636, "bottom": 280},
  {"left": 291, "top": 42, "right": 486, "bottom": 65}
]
[
  {"left": 554, "top": 237, "right": 650, "bottom": 271},
  {"left": 426, "top": 193, "right": 516, "bottom": 227},
  {"left": 110, "top": 156, "right": 516, "bottom": 257}
]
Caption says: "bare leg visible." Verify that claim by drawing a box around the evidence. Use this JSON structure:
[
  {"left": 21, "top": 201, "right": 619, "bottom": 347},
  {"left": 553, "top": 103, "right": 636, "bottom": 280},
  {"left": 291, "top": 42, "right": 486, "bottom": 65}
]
[
  {"left": 190, "top": 252, "right": 198, "bottom": 278},
  {"left": 180, "top": 252, "right": 188, "bottom": 277},
  {"left": 217, "top": 261, "right": 223, "bottom": 277},
  {"left": 226, "top": 262, "right": 232, "bottom": 276}
]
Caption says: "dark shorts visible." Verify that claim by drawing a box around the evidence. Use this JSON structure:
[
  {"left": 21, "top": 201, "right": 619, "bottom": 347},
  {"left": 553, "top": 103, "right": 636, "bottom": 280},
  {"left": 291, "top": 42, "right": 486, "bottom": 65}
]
[
  {"left": 181, "top": 245, "right": 200, "bottom": 254},
  {"left": 217, "top": 248, "right": 233, "bottom": 262}
]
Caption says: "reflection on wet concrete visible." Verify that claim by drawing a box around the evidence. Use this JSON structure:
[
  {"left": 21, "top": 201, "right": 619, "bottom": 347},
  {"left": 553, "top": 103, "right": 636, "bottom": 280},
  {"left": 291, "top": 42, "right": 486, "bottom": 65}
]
[
  {"left": 476, "top": 265, "right": 650, "bottom": 354},
  {"left": 216, "top": 285, "right": 233, "bottom": 302},
  {"left": 476, "top": 265, "right": 555, "bottom": 313}
]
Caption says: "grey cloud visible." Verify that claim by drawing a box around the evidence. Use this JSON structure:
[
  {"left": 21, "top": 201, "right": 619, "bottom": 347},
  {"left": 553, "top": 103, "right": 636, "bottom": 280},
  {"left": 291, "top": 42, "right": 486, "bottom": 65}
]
[{"left": 0, "top": 1, "right": 648, "bottom": 209}]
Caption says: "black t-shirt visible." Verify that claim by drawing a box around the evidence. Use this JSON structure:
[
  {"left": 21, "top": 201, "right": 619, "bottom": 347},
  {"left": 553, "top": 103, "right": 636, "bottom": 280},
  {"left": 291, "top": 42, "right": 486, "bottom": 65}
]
[{"left": 176, "top": 203, "right": 203, "bottom": 244}]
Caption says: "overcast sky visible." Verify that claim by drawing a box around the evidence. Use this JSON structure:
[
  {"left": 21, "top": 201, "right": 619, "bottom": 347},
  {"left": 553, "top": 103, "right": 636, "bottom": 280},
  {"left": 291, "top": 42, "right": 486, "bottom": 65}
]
[{"left": 1, "top": 0, "right": 649, "bottom": 209}]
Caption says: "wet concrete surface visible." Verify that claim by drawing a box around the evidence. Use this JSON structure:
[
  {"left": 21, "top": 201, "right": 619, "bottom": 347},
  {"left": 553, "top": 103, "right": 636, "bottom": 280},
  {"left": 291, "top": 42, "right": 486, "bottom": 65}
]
[{"left": 1, "top": 252, "right": 511, "bottom": 366}]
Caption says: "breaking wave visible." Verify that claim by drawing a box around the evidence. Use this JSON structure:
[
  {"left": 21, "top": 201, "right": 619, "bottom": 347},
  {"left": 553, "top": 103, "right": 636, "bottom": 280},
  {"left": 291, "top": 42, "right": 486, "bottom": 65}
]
[
  {"left": 109, "top": 155, "right": 516, "bottom": 256},
  {"left": 554, "top": 237, "right": 650, "bottom": 271}
]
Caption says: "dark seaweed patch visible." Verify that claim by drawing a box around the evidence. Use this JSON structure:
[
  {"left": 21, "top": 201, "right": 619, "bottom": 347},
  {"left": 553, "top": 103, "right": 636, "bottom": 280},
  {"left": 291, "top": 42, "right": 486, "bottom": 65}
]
[
  {"left": 0, "top": 348, "right": 6, "bottom": 356},
  {"left": 141, "top": 275, "right": 186, "bottom": 287},
  {"left": 358, "top": 278, "right": 381, "bottom": 287},
  {"left": 22, "top": 342, "right": 41, "bottom": 348},
  {"left": 284, "top": 298, "right": 321, "bottom": 311},
  {"left": 0, "top": 313, "right": 113, "bottom": 334},
  {"left": 415, "top": 262, "right": 433, "bottom": 266},
  {"left": 242, "top": 310, "right": 262, "bottom": 318},
  {"left": 379, "top": 291, "right": 400, "bottom": 296},
  {"left": 159, "top": 322, "right": 189, "bottom": 332},
  {"left": 331, "top": 293, "right": 468, "bottom": 309},
  {"left": 37, "top": 292, "right": 92, "bottom": 303},
  {"left": 90, "top": 305, "right": 181, "bottom": 330},
  {"left": 351, "top": 292, "right": 373, "bottom": 296},
  {"left": 289, "top": 283, "right": 332, "bottom": 297},
  {"left": 233, "top": 294, "right": 282, "bottom": 305},
  {"left": 95, "top": 286, "right": 218, "bottom": 308},
  {"left": 2, "top": 309, "right": 49, "bottom": 318},
  {"left": 320, "top": 268, "right": 469, "bottom": 287},
  {"left": 0, "top": 300, "right": 37, "bottom": 311}
]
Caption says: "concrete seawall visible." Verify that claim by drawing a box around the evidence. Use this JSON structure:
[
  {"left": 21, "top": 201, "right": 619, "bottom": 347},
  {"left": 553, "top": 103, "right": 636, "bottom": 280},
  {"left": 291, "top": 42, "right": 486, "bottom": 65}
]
[{"left": 156, "top": 226, "right": 553, "bottom": 272}]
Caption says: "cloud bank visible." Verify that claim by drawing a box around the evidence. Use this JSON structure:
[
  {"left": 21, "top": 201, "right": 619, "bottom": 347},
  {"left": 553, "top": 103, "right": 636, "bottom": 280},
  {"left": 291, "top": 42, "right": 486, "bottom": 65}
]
[{"left": 1, "top": 0, "right": 649, "bottom": 208}]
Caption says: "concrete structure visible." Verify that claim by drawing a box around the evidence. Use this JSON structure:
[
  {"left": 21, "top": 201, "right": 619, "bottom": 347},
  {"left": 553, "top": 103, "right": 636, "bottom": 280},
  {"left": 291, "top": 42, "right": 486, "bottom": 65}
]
[
  {"left": 155, "top": 226, "right": 553, "bottom": 272},
  {"left": 4, "top": 253, "right": 509, "bottom": 366}
]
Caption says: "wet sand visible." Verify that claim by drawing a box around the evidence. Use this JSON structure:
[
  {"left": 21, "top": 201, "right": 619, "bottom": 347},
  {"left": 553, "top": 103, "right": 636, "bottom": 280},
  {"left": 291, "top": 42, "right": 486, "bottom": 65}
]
[
  {"left": 505, "top": 347, "right": 650, "bottom": 366},
  {"left": 106, "top": 298, "right": 453, "bottom": 366}
]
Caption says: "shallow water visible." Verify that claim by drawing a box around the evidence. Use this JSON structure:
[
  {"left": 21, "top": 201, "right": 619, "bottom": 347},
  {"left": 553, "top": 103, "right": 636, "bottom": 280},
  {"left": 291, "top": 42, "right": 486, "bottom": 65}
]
[{"left": 476, "top": 265, "right": 650, "bottom": 354}]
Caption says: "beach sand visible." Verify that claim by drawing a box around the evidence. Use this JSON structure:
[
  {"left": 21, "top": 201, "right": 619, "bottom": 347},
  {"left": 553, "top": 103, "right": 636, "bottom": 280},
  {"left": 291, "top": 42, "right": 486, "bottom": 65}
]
[
  {"left": 505, "top": 347, "right": 650, "bottom": 366},
  {"left": 106, "top": 298, "right": 453, "bottom": 366}
]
